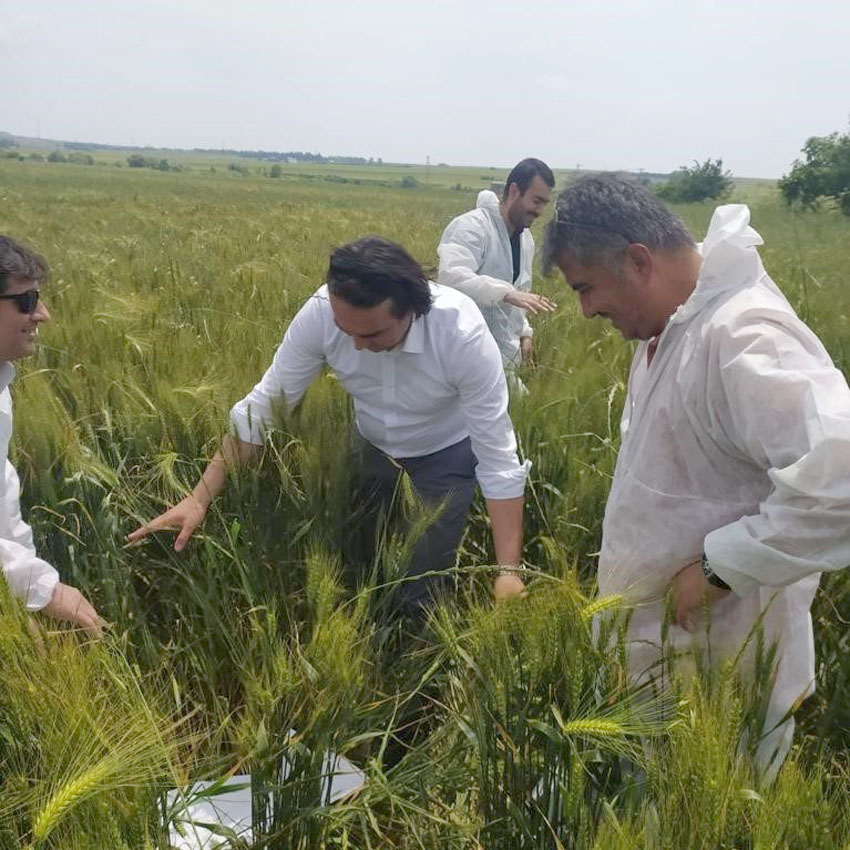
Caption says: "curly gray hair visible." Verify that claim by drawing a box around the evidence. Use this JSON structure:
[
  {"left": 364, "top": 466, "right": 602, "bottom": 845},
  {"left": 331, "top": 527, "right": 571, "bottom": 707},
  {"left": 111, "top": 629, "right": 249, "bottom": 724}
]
[{"left": 542, "top": 173, "right": 694, "bottom": 274}]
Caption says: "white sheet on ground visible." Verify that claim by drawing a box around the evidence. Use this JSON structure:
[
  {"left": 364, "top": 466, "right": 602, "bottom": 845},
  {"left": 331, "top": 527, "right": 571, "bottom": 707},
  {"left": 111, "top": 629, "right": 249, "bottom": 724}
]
[{"left": 166, "top": 739, "right": 366, "bottom": 849}]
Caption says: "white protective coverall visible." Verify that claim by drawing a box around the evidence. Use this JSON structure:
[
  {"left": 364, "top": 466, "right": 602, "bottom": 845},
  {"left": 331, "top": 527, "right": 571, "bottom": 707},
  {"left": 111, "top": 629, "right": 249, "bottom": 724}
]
[
  {"left": 437, "top": 190, "right": 534, "bottom": 369},
  {"left": 599, "top": 205, "right": 850, "bottom": 770}
]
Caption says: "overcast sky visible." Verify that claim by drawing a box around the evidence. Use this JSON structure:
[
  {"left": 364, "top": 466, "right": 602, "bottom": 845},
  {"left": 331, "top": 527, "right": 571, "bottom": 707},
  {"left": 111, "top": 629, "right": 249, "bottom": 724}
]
[{"left": 3, "top": 0, "right": 849, "bottom": 177}]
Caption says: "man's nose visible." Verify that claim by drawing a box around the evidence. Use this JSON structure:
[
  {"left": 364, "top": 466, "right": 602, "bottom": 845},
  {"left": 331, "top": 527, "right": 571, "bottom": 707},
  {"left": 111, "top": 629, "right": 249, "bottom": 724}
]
[{"left": 33, "top": 299, "right": 50, "bottom": 322}]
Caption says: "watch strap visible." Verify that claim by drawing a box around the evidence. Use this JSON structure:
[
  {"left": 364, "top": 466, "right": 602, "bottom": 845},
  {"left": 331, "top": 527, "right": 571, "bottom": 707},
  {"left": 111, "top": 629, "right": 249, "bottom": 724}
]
[{"left": 701, "top": 553, "right": 731, "bottom": 591}]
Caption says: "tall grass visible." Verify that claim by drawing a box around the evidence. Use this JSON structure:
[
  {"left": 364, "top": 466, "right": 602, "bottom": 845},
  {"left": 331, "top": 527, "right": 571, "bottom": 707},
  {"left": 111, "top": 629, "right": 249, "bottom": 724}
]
[{"left": 1, "top": 159, "right": 850, "bottom": 846}]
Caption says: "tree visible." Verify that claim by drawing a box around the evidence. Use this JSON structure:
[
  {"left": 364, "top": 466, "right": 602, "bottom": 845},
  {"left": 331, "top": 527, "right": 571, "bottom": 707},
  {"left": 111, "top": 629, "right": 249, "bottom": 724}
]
[
  {"left": 656, "top": 158, "right": 733, "bottom": 203},
  {"left": 269, "top": 164, "right": 282, "bottom": 178},
  {"left": 779, "top": 130, "right": 850, "bottom": 216}
]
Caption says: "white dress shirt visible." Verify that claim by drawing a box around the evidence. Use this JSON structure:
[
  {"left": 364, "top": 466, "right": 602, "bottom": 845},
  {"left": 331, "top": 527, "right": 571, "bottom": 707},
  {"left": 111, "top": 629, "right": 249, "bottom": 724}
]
[
  {"left": 0, "top": 363, "right": 59, "bottom": 610},
  {"left": 230, "top": 283, "right": 529, "bottom": 500},
  {"left": 599, "top": 205, "right": 850, "bottom": 734},
  {"left": 438, "top": 190, "right": 535, "bottom": 368}
]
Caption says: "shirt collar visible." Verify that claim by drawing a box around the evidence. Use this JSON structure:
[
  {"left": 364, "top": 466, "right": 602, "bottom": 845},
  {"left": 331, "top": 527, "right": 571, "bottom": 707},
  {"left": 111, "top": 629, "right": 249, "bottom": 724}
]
[
  {"left": 0, "top": 362, "right": 15, "bottom": 393},
  {"left": 401, "top": 312, "right": 425, "bottom": 354}
]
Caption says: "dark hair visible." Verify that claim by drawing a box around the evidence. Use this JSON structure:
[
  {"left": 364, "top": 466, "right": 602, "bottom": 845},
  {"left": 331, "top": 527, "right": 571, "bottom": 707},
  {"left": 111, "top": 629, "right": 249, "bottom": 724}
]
[
  {"left": 542, "top": 173, "right": 695, "bottom": 274},
  {"left": 0, "top": 235, "right": 49, "bottom": 294},
  {"left": 327, "top": 236, "right": 433, "bottom": 318},
  {"left": 502, "top": 158, "right": 555, "bottom": 200}
]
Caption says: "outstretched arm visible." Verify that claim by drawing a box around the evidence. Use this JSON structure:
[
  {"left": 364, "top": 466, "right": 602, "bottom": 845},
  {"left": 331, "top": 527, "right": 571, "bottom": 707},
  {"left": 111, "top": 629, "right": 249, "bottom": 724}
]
[
  {"left": 127, "top": 434, "right": 260, "bottom": 550},
  {"left": 438, "top": 219, "right": 513, "bottom": 306},
  {"left": 451, "top": 318, "right": 530, "bottom": 599},
  {"left": 128, "top": 290, "right": 329, "bottom": 550}
]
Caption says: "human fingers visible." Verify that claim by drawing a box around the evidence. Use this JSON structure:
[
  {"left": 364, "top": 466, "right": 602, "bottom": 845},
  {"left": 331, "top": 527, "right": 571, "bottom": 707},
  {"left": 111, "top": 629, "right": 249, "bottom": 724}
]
[
  {"left": 68, "top": 591, "right": 106, "bottom": 638},
  {"left": 44, "top": 585, "right": 103, "bottom": 637},
  {"left": 126, "top": 510, "right": 181, "bottom": 543},
  {"left": 528, "top": 294, "right": 556, "bottom": 313},
  {"left": 173, "top": 516, "right": 202, "bottom": 552},
  {"left": 674, "top": 599, "right": 696, "bottom": 632},
  {"left": 527, "top": 293, "right": 555, "bottom": 310},
  {"left": 75, "top": 602, "right": 104, "bottom": 638}
]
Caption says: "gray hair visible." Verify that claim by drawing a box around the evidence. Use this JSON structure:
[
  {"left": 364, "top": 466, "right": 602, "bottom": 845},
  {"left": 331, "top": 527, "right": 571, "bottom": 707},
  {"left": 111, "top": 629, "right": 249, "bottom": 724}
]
[
  {"left": 0, "top": 235, "right": 48, "bottom": 293},
  {"left": 542, "top": 173, "right": 695, "bottom": 274}
]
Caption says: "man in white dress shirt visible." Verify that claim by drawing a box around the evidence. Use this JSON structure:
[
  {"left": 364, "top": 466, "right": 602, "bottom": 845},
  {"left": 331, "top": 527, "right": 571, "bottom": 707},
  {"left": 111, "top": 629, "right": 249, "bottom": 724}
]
[
  {"left": 438, "top": 158, "right": 557, "bottom": 370},
  {"left": 131, "top": 237, "right": 528, "bottom": 615},
  {"left": 0, "top": 236, "right": 101, "bottom": 634},
  {"left": 542, "top": 174, "right": 850, "bottom": 774}
]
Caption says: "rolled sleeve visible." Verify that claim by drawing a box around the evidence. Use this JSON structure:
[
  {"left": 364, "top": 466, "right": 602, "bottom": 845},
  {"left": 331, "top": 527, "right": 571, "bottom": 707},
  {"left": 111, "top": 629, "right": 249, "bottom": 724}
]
[
  {"left": 703, "top": 313, "right": 850, "bottom": 593},
  {"left": 229, "top": 292, "right": 327, "bottom": 444},
  {"left": 451, "top": 322, "right": 529, "bottom": 500},
  {"left": 476, "top": 460, "right": 531, "bottom": 501},
  {"left": 0, "top": 460, "right": 58, "bottom": 610}
]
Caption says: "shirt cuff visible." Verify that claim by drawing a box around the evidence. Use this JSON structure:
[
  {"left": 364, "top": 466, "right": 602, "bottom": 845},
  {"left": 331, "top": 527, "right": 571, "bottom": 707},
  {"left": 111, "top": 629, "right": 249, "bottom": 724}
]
[
  {"left": 487, "top": 281, "right": 515, "bottom": 305},
  {"left": 229, "top": 403, "right": 267, "bottom": 446},
  {"left": 25, "top": 568, "right": 59, "bottom": 611},
  {"left": 476, "top": 459, "right": 531, "bottom": 500},
  {"left": 703, "top": 524, "right": 766, "bottom": 596}
]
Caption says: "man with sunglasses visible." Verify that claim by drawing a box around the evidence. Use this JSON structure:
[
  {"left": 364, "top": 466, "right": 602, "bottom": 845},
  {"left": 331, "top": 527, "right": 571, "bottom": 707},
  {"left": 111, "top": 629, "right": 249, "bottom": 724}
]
[{"left": 0, "top": 235, "right": 102, "bottom": 635}]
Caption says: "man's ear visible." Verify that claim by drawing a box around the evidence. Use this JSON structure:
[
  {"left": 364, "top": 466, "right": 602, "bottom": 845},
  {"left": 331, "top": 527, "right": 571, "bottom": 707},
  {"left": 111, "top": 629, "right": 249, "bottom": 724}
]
[
  {"left": 504, "top": 182, "right": 520, "bottom": 204},
  {"left": 624, "top": 243, "right": 654, "bottom": 283}
]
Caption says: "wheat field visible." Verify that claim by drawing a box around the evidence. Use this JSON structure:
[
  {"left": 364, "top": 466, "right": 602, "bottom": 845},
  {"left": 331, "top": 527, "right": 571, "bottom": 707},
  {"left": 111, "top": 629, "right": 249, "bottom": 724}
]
[{"left": 1, "top": 154, "right": 849, "bottom": 848}]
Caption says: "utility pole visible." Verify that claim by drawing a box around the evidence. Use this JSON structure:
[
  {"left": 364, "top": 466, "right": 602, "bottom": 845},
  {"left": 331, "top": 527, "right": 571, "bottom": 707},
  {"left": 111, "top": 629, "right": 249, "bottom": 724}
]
[{"left": 426, "top": 154, "right": 430, "bottom": 186}]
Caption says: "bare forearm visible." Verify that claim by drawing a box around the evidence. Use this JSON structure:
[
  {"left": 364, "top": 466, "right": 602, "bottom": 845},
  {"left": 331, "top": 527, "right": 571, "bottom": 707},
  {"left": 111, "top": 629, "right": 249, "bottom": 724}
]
[
  {"left": 192, "top": 434, "right": 260, "bottom": 507},
  {"left": 485, "top": 496, "right": 524, "bottom": 567}
]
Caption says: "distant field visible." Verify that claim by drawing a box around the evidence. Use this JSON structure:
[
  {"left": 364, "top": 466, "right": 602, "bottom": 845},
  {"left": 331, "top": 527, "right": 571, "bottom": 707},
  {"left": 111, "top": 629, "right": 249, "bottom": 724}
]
[
  {"left": 3, "top": 140, "right": 777, "bottom": 193},
  {"left": 0, "top": 157, "right": 848, "bottom": 848}
]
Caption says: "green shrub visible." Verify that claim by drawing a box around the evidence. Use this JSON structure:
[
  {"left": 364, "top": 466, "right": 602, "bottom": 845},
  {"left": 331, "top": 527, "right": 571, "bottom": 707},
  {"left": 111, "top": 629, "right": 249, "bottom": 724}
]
[
  {"left": 657, "top": 158, "right": 733, "bottom": 202},
  {"left": 779, "top": 129, "right": 850, "bottom": 215}
]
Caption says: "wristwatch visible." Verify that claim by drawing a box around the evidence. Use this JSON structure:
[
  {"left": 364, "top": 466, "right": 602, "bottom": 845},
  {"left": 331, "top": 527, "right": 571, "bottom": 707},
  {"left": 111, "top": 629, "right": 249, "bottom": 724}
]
[{"left": 701, "top": 553, "right": 731, "bottom": 591}]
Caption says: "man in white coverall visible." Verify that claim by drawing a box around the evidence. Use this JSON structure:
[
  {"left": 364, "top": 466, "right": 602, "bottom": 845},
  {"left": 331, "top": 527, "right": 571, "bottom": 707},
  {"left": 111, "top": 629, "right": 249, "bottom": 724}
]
[
  {"left": 438, "top": 158, "right": 556, "bottom": 370},
  {"left": 0, "top": 236, "right": 102, "bottom": 634},
  {"left": 130, "top": 237, "right": 528, "bottom": 617},
  {"left": 542, "top": 174, "right": 850, "bottom": 775}
]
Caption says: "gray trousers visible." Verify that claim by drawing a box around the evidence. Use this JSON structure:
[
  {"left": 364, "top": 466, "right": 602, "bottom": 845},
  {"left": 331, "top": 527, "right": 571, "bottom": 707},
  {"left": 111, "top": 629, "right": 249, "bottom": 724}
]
[{"left": 351, "top": 436, "right": 478, "bottom": 617}]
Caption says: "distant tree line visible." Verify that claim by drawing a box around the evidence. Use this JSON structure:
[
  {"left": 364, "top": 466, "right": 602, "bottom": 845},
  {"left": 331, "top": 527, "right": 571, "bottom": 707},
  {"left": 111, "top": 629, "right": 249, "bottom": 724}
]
[
  {"left": 202, "top": 149, "right": 382, "bottom": 165},
  {"left": 3, "top": 150, "right": 95, "bottom": 165},
  {"left": 52, "top": 138, "right": 383, "bottom": 164}
]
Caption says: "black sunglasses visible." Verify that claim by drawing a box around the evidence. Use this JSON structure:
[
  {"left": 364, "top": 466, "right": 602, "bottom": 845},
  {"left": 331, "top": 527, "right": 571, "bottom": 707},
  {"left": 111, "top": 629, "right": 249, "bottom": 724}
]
[{"left": 0, "top": 290, "right": 40, "bottom": 314}]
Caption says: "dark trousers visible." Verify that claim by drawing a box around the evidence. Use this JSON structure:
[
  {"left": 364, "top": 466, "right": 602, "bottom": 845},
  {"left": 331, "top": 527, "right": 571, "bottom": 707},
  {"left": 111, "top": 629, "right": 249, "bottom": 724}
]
[{"left": 351, "top": 436, "right": 478, "bottom": 617}]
